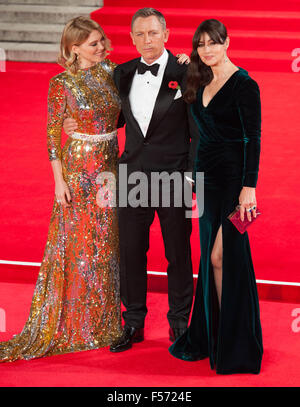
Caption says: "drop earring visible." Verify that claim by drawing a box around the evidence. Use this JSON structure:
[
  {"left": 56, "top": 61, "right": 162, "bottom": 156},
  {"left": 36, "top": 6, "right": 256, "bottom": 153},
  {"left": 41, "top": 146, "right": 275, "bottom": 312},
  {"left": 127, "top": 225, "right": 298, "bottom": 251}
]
[
  {"left": 71, "top": 51, "right": 78, "bottom": 61},
  {"left": 76, "top": 53, "right": 81, "bottom": 67}
]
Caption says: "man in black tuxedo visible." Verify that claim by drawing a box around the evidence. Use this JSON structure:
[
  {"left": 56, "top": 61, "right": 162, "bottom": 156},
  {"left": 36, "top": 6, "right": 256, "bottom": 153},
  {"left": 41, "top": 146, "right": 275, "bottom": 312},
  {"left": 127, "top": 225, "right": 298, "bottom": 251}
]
[{"left": 110, "top": 8, "right": 199, "bottom": 352}]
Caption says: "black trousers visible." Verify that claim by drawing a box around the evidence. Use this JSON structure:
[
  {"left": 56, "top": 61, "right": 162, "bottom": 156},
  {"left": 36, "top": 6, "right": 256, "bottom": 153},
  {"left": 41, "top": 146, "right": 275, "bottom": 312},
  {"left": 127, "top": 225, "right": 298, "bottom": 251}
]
[{"left": 118, "top": 171, "right": 194, "bottom": 329}]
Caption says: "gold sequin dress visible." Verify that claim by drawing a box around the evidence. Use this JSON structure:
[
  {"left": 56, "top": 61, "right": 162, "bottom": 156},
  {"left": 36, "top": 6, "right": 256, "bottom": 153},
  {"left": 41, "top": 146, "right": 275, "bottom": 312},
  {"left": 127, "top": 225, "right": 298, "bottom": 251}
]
[{"left": 0, "top": 59, "right": 123, "bottom": 362}]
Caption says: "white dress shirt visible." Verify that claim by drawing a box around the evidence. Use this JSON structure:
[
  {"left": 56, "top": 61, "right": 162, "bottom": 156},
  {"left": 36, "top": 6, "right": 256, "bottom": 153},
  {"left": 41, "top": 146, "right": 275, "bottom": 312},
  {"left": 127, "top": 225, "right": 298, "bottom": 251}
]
[{"left": 129, "top": 48, "right": 169, "bottom": 137}]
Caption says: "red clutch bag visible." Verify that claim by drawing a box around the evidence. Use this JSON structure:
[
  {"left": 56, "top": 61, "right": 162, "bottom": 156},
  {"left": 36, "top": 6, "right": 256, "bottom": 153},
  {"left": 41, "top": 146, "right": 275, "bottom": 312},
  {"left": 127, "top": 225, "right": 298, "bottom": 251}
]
[{"left": 227, "top": 206, "right": 261, "bottom": 234}]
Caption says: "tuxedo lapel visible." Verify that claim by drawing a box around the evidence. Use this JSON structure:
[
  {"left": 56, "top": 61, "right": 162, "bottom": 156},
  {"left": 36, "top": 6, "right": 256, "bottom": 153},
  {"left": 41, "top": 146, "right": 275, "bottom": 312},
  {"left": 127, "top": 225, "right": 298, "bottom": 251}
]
[
  {"left": 145, "top": 52, "right": 181, "bottom": 139},
  {"left": 119, "top": 63, "right": 137, "bottom": 99},
  {"left": 119, "top": 59, "right": 145, "bottom": 140}
]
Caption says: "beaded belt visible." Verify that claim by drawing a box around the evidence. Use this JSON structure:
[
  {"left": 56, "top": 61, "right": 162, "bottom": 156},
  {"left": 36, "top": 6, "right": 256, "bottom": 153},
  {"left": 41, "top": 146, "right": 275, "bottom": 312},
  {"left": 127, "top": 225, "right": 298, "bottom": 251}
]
[{"left": 70, "top": 130, "right": 117, "bottom": 143}]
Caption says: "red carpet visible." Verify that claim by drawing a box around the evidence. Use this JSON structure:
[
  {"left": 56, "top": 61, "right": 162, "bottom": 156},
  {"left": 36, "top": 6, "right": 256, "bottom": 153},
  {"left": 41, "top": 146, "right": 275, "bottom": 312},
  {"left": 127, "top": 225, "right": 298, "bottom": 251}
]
[
  {"left": 0, "top": 0, "right": 300, "bottom": 387},
  {"left": 0, "top": 281, "right": 300, "bottom": 386}
]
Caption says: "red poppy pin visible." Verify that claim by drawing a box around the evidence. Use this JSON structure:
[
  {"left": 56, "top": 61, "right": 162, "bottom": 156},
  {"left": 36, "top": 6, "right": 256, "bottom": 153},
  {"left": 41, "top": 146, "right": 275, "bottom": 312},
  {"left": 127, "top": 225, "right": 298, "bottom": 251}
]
[{"left": 168, "top": 81, "right": 180, "bottom": 90}]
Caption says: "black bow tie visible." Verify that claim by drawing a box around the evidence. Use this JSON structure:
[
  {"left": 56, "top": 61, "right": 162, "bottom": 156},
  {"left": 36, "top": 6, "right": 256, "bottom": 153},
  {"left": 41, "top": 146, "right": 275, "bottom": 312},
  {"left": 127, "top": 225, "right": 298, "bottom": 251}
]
[{"left": 137, "top": 61, "right": 160, "bottom": 77}]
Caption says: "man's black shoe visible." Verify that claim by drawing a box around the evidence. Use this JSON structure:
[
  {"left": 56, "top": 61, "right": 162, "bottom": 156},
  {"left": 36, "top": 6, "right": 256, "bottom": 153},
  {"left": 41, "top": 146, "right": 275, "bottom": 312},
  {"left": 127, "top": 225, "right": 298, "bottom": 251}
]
[
  {"left": 110, "top": 326, "right": 144, "bottom": 353},
  {"left": 169, "top": 327, "right": 187, "bottom": 342}
]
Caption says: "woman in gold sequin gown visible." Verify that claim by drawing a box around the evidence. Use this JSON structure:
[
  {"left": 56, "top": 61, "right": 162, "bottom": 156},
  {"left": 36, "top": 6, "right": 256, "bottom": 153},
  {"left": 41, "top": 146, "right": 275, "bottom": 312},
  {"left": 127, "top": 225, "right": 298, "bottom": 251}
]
[{"left": 0, "top": 17, "right": 123, "bottom": 362}]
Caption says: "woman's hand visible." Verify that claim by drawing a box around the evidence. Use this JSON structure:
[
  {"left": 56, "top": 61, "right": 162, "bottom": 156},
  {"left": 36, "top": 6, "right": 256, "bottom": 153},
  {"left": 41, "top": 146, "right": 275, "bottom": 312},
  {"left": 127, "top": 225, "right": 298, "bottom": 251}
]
[
  {"left": 238, "top": 186, "right": 257, "bottom": 222},
  {"left": 55, "top": 179, "right": 72, "bottom": 208},
  {"left": 63, "top": 114, "right": 78, "bottom": 136},
  {"left": 176, "top": 53, "right": 190, "bottom": 65}
]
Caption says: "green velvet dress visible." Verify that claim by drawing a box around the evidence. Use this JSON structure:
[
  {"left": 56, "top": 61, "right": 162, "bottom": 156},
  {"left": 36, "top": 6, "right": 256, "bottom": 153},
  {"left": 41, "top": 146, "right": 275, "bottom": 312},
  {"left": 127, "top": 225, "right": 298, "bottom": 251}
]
[{"left": 169, "top": 68, "right": 263, "bottom": 374}]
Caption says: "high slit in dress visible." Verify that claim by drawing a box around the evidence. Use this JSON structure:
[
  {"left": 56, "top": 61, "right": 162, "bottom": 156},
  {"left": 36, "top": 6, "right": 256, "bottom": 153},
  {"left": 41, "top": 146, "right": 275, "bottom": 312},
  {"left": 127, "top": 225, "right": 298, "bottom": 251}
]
[{"left": 169, "top": 68, "right": 263, "bottom": 374}]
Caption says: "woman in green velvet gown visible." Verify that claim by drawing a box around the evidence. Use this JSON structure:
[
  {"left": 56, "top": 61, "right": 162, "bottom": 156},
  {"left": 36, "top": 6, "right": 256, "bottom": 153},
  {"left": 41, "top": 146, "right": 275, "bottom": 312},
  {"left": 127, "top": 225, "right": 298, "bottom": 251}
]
[{"left": 169, "top": 19, "right": 263, "bottom": 374}]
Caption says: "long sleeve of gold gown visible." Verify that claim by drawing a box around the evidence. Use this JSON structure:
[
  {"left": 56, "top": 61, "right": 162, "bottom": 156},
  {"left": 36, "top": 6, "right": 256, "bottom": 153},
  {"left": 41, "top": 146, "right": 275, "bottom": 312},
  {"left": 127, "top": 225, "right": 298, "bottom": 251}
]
[{"left": 0, "top": 59, "right": 123, "bottom": 362}]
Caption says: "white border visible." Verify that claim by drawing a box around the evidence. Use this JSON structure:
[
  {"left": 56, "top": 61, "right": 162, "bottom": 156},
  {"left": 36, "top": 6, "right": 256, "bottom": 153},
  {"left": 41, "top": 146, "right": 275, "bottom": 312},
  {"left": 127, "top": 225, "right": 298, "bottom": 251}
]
[{"left": 1, "top": 260, "right": 300, "bottom": 287}]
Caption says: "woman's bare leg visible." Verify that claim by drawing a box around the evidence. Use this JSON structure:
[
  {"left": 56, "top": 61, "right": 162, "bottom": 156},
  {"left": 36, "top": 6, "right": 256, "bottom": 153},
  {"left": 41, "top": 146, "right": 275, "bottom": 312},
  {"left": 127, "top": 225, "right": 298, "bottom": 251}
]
[{"left": 211, "top": 226, "right": 223, "bottom": 308}]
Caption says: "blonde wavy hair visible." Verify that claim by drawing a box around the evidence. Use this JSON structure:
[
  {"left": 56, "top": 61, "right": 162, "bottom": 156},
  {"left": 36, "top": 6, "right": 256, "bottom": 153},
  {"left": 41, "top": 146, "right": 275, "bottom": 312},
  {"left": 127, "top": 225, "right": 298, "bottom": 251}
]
[{"left": 58, "top": 16, "right": 111, "bottom": 74}]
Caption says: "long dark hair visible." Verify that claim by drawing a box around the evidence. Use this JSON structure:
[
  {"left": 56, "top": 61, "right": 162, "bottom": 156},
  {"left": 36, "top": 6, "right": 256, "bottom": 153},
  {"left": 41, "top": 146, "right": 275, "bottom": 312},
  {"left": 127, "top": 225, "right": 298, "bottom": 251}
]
[{"left": 184, "top": 19, "right": 228, "bottom": 104}]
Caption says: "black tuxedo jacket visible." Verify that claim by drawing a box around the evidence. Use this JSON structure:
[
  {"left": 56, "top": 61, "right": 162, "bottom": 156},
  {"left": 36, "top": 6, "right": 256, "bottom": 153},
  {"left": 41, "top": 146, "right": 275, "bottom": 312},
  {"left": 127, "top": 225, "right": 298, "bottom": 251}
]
[{"left": 114, "top": 50, "right": 199, "bottom": 175}]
